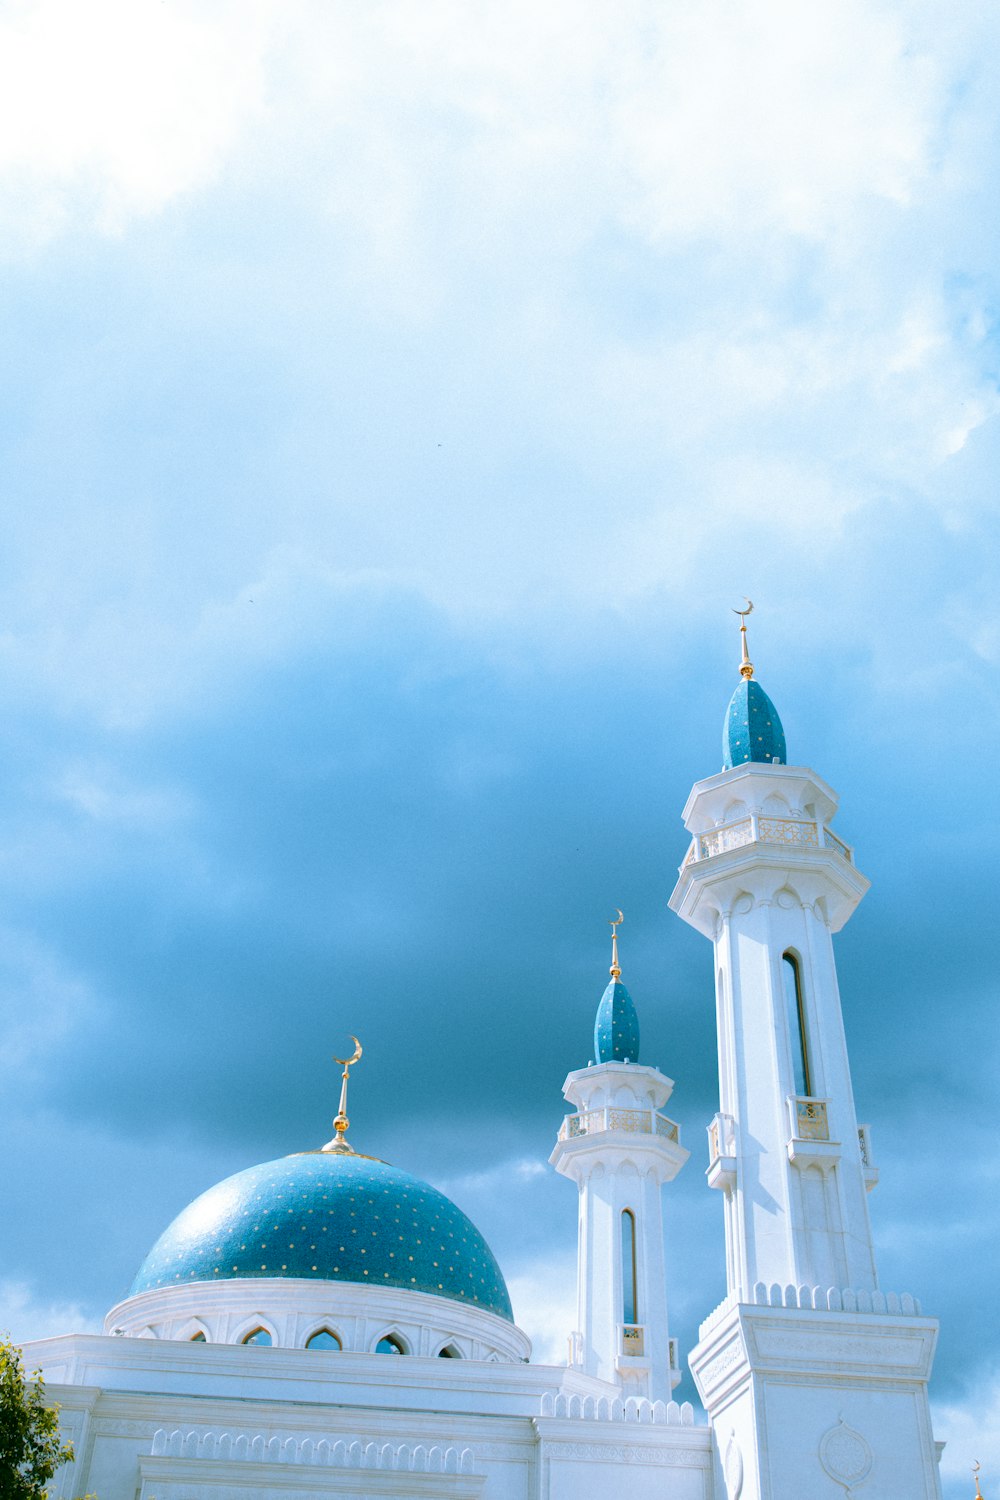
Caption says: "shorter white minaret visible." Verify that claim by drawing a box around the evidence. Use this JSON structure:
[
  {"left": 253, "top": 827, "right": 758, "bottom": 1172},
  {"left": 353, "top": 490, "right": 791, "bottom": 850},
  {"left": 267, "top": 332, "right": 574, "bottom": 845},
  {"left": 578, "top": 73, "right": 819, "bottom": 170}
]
[{"left": 550, "top": 913, "right": 688, "bottom": 1403}]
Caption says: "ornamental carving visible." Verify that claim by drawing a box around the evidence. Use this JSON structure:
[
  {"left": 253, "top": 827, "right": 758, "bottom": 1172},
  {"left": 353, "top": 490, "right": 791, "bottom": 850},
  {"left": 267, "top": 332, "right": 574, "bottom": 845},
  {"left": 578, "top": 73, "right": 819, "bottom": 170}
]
[
  {"left": 751, "top": 1329, "right": 919, "bottom": 1368},
  {"left": 723, "top": 1430, "right": 744, "bottom": 1499},
  {"left": 92, "top": 1419, "right": 157, "bottom": 1438},
  {"left": 698, "top": 1335, "right": 745, "bottom": 1389},
  {"left": 818, "top": 1418, "right": 873, "bottom": 1494},
  {"left": 550, "top": 1443, "right": 709, "bottom": 1466}
]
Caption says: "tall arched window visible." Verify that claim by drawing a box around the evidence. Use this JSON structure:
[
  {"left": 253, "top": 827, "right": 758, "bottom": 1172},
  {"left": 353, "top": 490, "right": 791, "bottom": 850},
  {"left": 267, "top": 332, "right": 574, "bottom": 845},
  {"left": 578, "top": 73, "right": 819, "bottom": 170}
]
[
  {"left": 782, "top": 952, "right": 811, "bottom": 1096},
  {"left": 621, "top": 1209, "right": 638, "bottom": 1324}
]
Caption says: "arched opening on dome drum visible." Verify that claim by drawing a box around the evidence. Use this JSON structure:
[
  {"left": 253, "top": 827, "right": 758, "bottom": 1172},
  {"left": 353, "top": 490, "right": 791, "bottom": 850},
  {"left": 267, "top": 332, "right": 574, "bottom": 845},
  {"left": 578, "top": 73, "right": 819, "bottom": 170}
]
[
  {"left": 782, "top": 951, "right": 811, "bottom": 1096},
  {"left": 189, "top": 1331, "right": 206, "bottom": 1343},
  {"left": 241, "top": 1327, "right": 272, "bottom": 1347},
  {"left": 437, "top": 1343, "right": 462, "bottom": 1358},
  {"left": 621, "top": 1209, "right": 638, "bottom": 1325},
  {"left": 305, "top": 1328, "right": 341, "bottom": 1351},
  {"left": 375, "top": 1333, "right": 407, "bottom": 1355}
]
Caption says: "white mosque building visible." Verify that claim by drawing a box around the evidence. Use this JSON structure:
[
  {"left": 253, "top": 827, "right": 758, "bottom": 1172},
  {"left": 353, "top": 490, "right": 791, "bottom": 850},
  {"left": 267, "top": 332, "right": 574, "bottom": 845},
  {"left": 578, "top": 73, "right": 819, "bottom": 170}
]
[{"left": 23, "top": 621, "right": 944, "bottom": 1500}]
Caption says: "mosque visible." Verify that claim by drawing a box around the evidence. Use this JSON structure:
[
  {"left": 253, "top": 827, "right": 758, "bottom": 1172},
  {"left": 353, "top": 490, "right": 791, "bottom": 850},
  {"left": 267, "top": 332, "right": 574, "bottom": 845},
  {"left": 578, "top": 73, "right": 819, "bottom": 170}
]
[{"left": 24, "top": 615, "right": 945, "bottom": 1499}]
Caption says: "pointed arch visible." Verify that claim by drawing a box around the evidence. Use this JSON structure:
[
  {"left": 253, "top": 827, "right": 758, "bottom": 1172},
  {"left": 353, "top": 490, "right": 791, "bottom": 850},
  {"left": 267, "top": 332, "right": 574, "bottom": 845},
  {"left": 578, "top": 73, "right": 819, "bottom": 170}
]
[
  {"left": 233, "top": 1316, "right": 277, "bottom": 1347},
  {"left": 305, "top": 1326, "right": 342, "bottom": 1351},
  {"left": 177, "top": 1316, "right": 209, "bottom": 1343},
  {"left": 372, "top": 1329, "right": 408, "bottom": 1355}
]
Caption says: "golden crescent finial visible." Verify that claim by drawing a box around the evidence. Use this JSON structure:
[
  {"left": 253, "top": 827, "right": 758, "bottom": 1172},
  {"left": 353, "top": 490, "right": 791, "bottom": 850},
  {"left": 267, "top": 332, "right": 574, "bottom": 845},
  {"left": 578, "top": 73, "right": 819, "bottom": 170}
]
[
  {"left": 323, "top": 1036, "right": 363, "bottom": 1154},
  {"left": 974, "top": 1462, "right": 984, "bottom": 1499},
  {"left": 333, "top": 1036, "right": 362, "bottom": 1067},
  {"left": 608, "top": 909, "right": 623, "bottom": 980},
  {"left": 732, "top": 598, "right": 755, "bottom": 679}
]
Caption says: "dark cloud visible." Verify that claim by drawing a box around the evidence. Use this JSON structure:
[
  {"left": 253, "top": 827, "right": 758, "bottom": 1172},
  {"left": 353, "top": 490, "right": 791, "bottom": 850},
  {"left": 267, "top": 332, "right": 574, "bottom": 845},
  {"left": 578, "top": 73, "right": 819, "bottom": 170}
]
[{"left": 1, "top": 580, "right": 996, "bottom": 1408}]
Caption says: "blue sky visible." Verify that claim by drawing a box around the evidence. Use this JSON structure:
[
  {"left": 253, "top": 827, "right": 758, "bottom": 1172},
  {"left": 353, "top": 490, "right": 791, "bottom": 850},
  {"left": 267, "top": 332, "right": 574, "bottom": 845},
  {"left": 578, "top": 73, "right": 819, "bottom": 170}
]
[{"left": 0, "top": 2, "right": 998, "bottom": 1492}]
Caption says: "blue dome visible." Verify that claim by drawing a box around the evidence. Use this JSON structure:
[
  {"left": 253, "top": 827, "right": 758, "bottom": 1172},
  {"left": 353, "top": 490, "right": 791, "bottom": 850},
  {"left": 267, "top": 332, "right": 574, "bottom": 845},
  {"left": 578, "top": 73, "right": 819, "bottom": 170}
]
[
  {"left": 723, "top": 677, "right": 786, "bottom": 769},
  {"left": 130, "top": 1151, "right": 513, "bottom": 1322},
  {"left": 594, "top": 978, "right": 640, "bottom": 1064}
]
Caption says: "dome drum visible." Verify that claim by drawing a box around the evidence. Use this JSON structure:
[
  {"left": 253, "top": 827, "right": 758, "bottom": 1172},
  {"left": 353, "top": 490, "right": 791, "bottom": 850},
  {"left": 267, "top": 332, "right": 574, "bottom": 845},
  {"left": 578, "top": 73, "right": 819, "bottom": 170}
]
[{"left": 105, "top": 1278, "right": 530, "bottom": 1363}]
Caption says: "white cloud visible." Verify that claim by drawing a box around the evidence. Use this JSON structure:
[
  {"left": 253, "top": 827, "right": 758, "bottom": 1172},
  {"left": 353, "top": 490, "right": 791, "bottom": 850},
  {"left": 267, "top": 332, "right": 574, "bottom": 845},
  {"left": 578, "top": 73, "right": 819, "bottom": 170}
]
[
  {"left": 0, "top": 1, "right": 995, "bottom": 721},
  {"left": 0, "top": 1278, "right": 98, "bottom": 1346},
  {"left": 934, "top": 1372, "right": 1000, "bottom": 1495},
  {"left": 0, "top": 0, "right": 270, "bottom": 247},
  {"left": 507, "top": 1250, "right": 578, "bottom": 1366},
  {"left": 54, "top": 765, "right": 194, "bottom": 828}
]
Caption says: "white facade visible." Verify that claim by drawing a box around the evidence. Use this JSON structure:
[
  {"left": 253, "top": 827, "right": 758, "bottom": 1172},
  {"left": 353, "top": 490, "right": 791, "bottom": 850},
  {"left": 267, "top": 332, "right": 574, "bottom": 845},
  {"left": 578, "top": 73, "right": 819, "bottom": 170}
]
[{"left": 19, "top": 670, "right": 945, "bottom": 1500}]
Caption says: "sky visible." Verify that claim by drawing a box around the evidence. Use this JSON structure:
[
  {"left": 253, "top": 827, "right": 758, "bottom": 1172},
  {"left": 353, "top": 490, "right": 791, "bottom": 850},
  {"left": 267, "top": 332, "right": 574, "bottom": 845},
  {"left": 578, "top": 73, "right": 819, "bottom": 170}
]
[{"left": 0, "top": 1, "right": 997, "bottom": 1493}]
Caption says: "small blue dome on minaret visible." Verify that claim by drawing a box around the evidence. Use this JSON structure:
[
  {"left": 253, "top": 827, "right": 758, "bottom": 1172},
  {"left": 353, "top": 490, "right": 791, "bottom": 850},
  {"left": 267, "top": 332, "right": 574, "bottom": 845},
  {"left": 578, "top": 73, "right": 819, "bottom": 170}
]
[
  {"left": 594, "top": 911, "right": 640, "bottom": 1063},
  {"left": 722, "top": 602, "right": 786, "bottom": 769}
]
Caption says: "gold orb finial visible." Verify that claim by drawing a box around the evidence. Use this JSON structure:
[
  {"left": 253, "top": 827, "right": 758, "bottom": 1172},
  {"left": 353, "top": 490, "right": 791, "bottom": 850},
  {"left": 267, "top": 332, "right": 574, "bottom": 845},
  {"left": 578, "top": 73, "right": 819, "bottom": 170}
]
[
  {"left": 732, "top": 597, "right": 754, "bottom": 679},
  {"left": 609, "top": 908, "right": 624, "bottom": 981},
  {"left": 323, "top": 1036, "right": 363, "bottom": 1154}
]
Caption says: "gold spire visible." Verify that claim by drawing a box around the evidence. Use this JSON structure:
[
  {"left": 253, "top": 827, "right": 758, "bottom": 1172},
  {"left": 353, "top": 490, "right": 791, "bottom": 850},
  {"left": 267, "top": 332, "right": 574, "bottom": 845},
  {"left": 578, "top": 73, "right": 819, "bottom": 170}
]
[
  {"left": 609, "top": 908, "right": 624, "bottom": 981},
  {"left": 974, "top": 1462, "right": 985, "bottom": 1499},
  {"left": 732, "top": 597, "right": 754, "bottom": 679},
  {"left": 322, "top": 1036, "right": 363, "bottom": 1154}
]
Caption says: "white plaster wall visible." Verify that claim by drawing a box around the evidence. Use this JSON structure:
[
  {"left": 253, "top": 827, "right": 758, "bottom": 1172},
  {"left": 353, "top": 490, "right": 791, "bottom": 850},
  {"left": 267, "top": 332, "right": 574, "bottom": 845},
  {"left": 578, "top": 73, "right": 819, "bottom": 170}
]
[{"left": 32, "top": 1337, "right": 713, "bottom": 1500}]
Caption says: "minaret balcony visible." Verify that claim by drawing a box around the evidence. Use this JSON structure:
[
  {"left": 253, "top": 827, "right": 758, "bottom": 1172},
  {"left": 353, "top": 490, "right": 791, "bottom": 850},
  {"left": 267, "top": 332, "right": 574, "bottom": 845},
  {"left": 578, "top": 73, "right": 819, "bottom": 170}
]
[
  {"left": 622, "top": 1322, "right": 645, "bottom": 1356},
  {"left": 683, "top": 814, "right": 854, "bottom": 868},
  {"left": 707, "top": 1111, "right": 737, "bottom": 1190},
  {"left": 786, "top": 1094, "right": 842, "bottom": 1170},
  {"left": 558, "top": 1106, "right": 681, "bottom": 1144},
  {"left": 858, "top": 1123, "right": 879, "bottom": 1192}
]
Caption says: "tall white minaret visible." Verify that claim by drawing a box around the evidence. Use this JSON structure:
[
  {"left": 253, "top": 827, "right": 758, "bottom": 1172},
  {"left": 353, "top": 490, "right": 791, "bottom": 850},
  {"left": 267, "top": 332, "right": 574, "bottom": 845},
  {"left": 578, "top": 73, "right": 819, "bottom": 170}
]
[
  {"left": 674, "top": 608, "right": 942, "bottom": 1500},
  {"left": 550, "top": 914, "right": 688, "bottom": 1403},
  {"left": 670, "top": 606, "right": 876, "bottom": 1297}
]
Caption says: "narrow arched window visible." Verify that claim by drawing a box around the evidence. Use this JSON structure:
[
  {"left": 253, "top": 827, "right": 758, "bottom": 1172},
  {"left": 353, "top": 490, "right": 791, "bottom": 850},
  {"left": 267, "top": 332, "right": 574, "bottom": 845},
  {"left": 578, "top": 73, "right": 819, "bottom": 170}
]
[
  {"left": 375, "top": 1333, "right": 406, "bottom": 1355},
  {"left": 241, "top": 1327, "right": 272, "bottom": 1346},
  {"left": 189, "top": 1331, "right": 206, "bottom": 1343},
  {"left": 306, "top": 1328, "right": 341, "bottom": 1350},
  {"left": 437, "top": 1343, "right": 461, "bottom": 1358},
  {"left": 782, "top": 952, "right": 811, "bottom": 1096},
  {"left": 621, "top": 1209, "right": 638, "bottom": 1324}
]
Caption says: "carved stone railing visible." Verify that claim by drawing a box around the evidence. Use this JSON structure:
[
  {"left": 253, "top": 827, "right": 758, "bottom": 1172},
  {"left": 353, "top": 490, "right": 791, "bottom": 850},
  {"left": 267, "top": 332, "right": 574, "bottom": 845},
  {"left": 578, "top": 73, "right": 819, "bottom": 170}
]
[
  {"left": 150, "top": 1429, "right": 474, "bottom": 1472},
  {"left": 708, "top": 1111, "right": 736, "bottom": 1163},
  {"left": 748, "top": 1282, "right": 922, "bottom": 1315},
  {"left": 789, "top": 1096, "right": 829, "bottom": 1141},
  {"left": 559, "top": 1108, "right": 680, "bottom": 1144},
  {"left": 538, "top": 1391, "right": 697, "bottom": 1425},
  {"left": 622, "top": 1323, "right": 644, "bottom": 1356},
  {"left": 698, "top": 1283, "right": 924, "bottom": 1339},
  {"left": 686, "top": 817, "right": 854, "bottom": 866}
]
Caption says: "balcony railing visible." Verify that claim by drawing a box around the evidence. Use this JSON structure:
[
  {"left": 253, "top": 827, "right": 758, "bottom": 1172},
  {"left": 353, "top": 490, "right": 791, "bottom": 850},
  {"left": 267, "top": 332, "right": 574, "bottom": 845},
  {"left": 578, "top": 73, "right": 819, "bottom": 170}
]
[
  {"left": 622, "top": 1324, "right": 644, "bottom": 1356},
  {"left": 685, "top": 816, "right": 854, "bottom": 867},
  {"left": 789, "top": 1095, "right": 830, "bottom": 1141},
  {"left": 559, "top": 1107, "right": 680, "bottom": 1144},
  {"left": 708, "top": 1111, "right": 736, "bottom": 1163}
]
